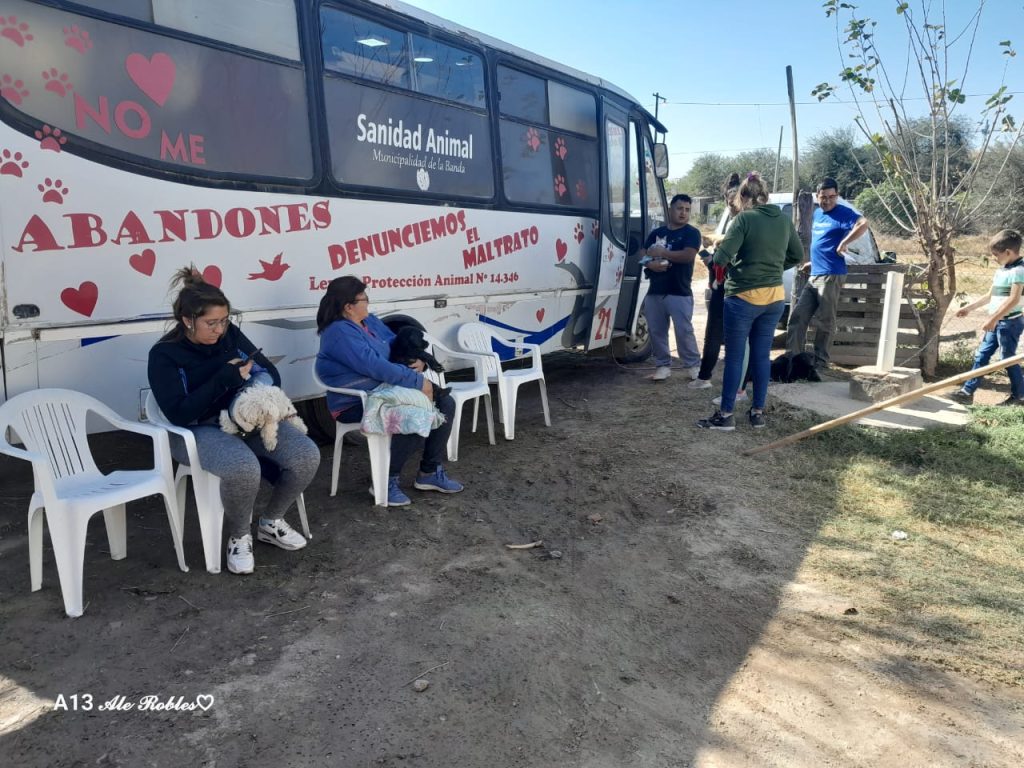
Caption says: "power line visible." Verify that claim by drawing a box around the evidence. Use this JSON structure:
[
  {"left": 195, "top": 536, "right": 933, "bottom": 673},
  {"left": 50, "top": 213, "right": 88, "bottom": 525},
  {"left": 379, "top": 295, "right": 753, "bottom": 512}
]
[{"left": 657, "top": 91, "right": 1024, "bottom": 108}]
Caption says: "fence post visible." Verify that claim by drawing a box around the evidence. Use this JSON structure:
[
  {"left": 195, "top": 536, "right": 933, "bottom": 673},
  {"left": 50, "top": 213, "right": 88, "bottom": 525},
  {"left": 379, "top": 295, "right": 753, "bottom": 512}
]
[{"left": 876, "top": 269, "right": 905, "bottom": 371}]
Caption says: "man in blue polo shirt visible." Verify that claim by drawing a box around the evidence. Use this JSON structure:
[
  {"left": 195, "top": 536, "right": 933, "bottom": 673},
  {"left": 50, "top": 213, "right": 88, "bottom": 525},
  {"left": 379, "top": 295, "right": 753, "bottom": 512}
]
[{"left": 786, "top": 177, "right": 870, "bottom": 369}]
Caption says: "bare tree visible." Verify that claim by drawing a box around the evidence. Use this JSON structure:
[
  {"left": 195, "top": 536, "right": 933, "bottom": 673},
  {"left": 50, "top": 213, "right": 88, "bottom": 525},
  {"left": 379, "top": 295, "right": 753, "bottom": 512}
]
[{"left": 812, "top": 0, "right": 1023, "bottom": 374}]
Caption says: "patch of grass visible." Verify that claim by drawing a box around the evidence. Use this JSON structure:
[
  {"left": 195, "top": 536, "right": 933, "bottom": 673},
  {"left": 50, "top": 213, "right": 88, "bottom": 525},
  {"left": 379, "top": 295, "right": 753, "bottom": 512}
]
[{"left": 772, "top": 406, "right": 1024, "bottom": 686}]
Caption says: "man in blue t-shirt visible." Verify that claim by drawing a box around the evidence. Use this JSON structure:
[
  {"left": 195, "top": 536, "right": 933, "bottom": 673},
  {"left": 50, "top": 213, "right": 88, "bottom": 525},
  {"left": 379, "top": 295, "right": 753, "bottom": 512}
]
[
  {"left": 786, "top": 177, "right": 869, "bottom": 368},
  {"left": 642, "top": 194, "right": 702, "bottom": 381}
]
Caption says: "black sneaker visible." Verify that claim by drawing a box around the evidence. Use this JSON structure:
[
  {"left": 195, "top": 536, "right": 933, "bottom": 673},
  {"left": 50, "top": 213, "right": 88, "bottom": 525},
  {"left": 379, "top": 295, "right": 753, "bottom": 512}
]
[
  {"left": 996, "top": 395, "right": 1024, "bottom": 407},
  {"left": 949, "top": 389, "right": 973, "bottom": 405},
  {"left": 696, "top": 410, "right": 735, "bottom": 431},
  {"left": 748, "top": 409, "right": 767, "bottom": 429}
]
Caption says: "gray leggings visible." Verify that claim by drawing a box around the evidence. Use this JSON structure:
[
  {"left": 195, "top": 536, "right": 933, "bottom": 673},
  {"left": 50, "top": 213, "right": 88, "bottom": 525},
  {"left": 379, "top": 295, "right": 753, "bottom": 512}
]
[{"left": 170, "top": 422, "right": 319, "bottom": 538}]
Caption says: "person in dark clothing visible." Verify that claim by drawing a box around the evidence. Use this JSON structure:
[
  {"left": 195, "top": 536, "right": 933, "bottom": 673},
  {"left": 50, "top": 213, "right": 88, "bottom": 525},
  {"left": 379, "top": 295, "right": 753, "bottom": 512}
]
[
  {"left": 693, "top": 174, "right": 741, "bottom": 388},
  {"left": 641, "top": 193, "right": 703, "bottom": 381},
  {"left": 148, "top": 267, "right": 318, "bottom": 575}
]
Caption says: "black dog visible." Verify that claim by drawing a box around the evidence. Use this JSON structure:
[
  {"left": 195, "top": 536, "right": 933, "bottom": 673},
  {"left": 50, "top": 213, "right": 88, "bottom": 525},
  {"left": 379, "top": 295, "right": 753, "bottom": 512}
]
[
  {"left": 389, "top": 326, "right": 451, "bottom": 401},
  {"left": 769, "top": 352, "right": 821, "bottom": 383}
]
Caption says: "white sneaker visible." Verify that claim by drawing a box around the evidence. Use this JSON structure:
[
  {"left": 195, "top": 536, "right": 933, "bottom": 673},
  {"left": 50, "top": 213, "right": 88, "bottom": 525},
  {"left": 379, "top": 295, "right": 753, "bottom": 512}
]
[
  {"left": 688, "top": 377, "right": 712, "bottom": 389},
  {"left": 226, "top": 534, "right": 254, "bottom": 574},
  {"left": 712, "top": 391, "right": 748, "bottom": 406},
  {"left": 685, "top": 366, "right": 701, "bottom": 380},
  {"left": 257, "top": 518, "right": 307, "bottom": 551},
  {"left": 652, "top": 366, "right": 672, "bottom": 381}
]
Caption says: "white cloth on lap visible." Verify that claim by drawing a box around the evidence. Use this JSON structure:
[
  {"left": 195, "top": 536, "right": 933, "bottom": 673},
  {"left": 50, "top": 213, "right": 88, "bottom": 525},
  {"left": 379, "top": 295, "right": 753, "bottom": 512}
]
[{"left": 361, "top": 383, "right": 445, "bottom": 436}]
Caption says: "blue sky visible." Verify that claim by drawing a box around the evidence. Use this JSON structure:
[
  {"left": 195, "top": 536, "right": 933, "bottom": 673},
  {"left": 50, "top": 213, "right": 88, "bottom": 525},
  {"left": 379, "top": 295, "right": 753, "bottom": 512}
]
[{"left": 403, "top": 0, "right": 1023, "bottom": 179}]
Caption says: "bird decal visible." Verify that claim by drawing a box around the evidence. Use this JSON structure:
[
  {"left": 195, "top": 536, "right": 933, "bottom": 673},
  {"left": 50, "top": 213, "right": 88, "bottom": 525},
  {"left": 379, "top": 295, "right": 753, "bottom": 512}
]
[{"left": 248, "top": 253, "right": 290, "bottom": 281}]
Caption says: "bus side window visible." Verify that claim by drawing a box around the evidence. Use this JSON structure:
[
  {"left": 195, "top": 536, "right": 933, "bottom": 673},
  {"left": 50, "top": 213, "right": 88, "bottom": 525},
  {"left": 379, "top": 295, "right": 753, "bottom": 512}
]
[
  {"left": 320, "top": 7, "right": 494, "bottom": 198},
  {"left": 0, "top": 0, "right": 311, "bottom": 180},
  {"left": 498, "top": 65, "right": 599, "bottom": 209}
]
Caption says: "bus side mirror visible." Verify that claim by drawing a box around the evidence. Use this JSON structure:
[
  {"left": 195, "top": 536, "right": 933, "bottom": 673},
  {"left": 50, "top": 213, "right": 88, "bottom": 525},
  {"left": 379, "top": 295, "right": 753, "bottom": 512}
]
[{"left": 653, "top": 143, "right": 669, "bottom": 179}]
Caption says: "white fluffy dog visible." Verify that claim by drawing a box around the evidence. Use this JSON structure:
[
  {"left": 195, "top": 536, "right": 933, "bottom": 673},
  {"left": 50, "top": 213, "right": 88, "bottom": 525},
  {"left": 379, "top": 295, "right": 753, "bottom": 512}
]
[{"left": 219, "top": 383, "right": 307, "bottom": 451}]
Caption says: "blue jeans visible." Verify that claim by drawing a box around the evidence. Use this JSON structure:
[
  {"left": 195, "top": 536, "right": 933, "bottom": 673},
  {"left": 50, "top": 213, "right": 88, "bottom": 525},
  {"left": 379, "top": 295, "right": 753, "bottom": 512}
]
[
  {"left": 720, "top": 296, "right": 785, "bottom": 413},
  {"left": 961, "top": 316, "right": 1024, "bottom": 398}
]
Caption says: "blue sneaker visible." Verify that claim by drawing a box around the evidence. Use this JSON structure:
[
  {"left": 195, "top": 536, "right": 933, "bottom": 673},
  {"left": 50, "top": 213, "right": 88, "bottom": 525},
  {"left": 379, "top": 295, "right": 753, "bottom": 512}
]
[
  {"left": 414, "top": 466, "right": 464, "bottom": 494},
  {"left": 369, "top": 476, "right": 410, "bottom": 506}
]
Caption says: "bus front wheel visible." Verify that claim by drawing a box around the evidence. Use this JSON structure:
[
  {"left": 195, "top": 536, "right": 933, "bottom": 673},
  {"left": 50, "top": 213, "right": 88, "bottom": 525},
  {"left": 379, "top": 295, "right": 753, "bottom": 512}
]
[{"left": 611, "top": 310, "right": 652, "bottom": 363}]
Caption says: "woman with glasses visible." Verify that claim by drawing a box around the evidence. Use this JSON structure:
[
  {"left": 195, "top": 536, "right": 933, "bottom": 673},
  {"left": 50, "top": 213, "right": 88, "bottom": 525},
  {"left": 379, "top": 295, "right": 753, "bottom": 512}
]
[
  {"left": 315, "top": 275, "right": 464, "bottom": 506},
  {"left": 148, "top": 266, "right": 319, "bottom": 574}
]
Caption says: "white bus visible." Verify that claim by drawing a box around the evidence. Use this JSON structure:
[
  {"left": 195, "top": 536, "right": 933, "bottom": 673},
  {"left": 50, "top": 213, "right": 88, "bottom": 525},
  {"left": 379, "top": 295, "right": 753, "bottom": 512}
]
[{"left": 0, "top": 0, "right": 667, "bottom": 436}]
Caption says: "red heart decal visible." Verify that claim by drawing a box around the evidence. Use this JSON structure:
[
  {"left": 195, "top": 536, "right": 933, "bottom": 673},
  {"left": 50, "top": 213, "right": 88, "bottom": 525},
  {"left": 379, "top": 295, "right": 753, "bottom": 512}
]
[
  {"left": 129, "top": 248, "right": 156, "bottom": 276},
  {"left": 535, "top": 308, "right": 546, "bottom": 323},
  {"left": 201, "top": 265, "right": 222, "bottom": 288},
  {"left": 555, "top": 238, "right": 568, "bottom": 262},
  {"left": 61, "top": 281, "right": 98, "bottom": 317},
  {"left": 125, "top": 52, "right": 176, "bottom": 106}
]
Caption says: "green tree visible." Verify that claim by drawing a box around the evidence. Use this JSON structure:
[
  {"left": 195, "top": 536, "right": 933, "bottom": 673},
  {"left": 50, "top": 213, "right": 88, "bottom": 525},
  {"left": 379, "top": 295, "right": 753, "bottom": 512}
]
[
  {"left": 802, "top": 126, "right": 882, "bottom": 199},
  {"left": 814, "top": 0, "right": 1024, "bottom": 375},
  {"left": 970, "top": 142, "right": 1024, "bottom": 231},
  {"left": 733, "top": 148, "right": 796, "bottom": 192},
  {"left": 679, "top": 153, "right": 734, "bottom": 198}
]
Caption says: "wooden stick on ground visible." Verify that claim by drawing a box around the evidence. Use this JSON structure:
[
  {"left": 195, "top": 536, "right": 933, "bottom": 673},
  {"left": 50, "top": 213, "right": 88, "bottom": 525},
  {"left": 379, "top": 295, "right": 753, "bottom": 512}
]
[{"left": 744, "top": 352, "right": 1024, "bottom": 457}]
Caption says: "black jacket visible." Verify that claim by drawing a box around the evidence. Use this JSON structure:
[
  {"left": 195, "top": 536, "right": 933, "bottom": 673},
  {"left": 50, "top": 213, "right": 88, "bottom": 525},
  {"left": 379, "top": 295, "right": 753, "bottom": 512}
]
[{"left": 147, "top": 324, "right": 280, "bottom": 427}]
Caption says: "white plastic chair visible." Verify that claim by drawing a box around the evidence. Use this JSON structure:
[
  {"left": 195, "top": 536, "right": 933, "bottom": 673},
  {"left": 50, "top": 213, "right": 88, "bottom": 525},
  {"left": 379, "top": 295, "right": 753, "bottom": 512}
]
[
  {"left": 0, "top": 388, "right": 187, "bottom": 617},
  {"left": 421, "top": 331, "right": 496, "bottom": 461},
  {"left": 144, "top": 391, "right": 310, "bottom": 574},
  {"left": 457, "top": 322, "right": 551, "bottom": 440},
  {"left": 310, "top": 367, "right": 392, "bottom": 506}
]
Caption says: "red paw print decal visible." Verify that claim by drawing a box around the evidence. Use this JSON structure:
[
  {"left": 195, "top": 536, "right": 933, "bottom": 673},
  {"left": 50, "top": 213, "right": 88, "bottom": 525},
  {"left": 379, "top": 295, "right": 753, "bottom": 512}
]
[
  {"left": 0, "top": 16, "right": 34, "bottom": 47},
  {"left": 38, "top": 177, "right": 68, "bottom": 204},
  {"left": 0, "top": 148, "right": 29, "bottom": 177},
  {"left": 525, "top": 127, "right": 541, "bottom": 152},
  {"left": 63, "top": 25, "right": 92, "bottom": 54},
  {"left": 591, "top": 221, "right": 600, "bottom": 239},
  {"left": 614, "top": 265, "right": 623, "bottom": 284},
  {"left": 1, "top": 74, "right": 29, "bottom": 105},
  {"left": 573, "top": 223, "right": 585, "bottom": 244},
  {"left": 553, "top": 137, "right": 568, "bottom": 160},
  {"left": 42, "top": 68, "right": 72, "bottom": 97},
  {"left": 575, "top": 180, "right": 587, "bottom": 200},
  {"left": 605, "top": 244, "right": 615, "bottom": 262},
  {"left": 553, "top": 174, "right": 567, "bottom": 197},
  {"left": 36, "top": 124, "right": 67, "bottom": 152}
]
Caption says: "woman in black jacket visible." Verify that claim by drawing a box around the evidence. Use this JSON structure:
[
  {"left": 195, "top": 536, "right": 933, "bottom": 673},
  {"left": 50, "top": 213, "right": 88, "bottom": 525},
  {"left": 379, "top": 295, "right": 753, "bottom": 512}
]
[{"left": 148, "top": 267, "right": 318, "bottom": 575}]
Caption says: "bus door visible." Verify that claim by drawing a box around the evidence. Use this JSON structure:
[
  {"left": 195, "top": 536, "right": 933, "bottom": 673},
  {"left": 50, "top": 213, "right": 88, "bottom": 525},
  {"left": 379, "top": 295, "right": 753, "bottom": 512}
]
[
  {"left": 613, "top": 121, "right": 665, "bottom": 341},
  {"left": 583, "top": 100, "right": 632, "bottom": 351}
]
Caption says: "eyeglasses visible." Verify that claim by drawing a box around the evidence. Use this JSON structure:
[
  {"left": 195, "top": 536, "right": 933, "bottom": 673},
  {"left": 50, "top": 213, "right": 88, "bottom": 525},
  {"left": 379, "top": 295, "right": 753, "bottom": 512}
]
[
  {"left": 195, "top": 316, "right": 230, "bottom": 330},
  {"left": 351, "top": 297, "right": 370, "bottom": 304}
]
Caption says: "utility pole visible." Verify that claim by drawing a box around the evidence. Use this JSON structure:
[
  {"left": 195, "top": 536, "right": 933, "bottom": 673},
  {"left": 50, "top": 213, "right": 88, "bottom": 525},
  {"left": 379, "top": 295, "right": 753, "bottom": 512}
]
[
  {"left": 786, "top": 66, "right": 800, "bottom": 212},
  {"left": 773, "top": 125, "right": 783, "bottom": 193},
  {"left": 652, "top": 92, "right": 666, "bottom": 121}
]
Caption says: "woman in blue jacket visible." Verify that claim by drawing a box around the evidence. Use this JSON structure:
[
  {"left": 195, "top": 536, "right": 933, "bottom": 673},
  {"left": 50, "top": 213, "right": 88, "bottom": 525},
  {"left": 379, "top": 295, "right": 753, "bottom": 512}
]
[{"left": 315, "top": 276, "right": 463, "bottom": 506}]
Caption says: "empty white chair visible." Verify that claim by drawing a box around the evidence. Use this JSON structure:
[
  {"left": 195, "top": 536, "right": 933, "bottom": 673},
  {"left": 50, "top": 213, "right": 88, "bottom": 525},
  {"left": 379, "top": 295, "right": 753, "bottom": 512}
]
[
  {"left": 457, "top": 322, "right": 551, "bottom": 440},
  {"left": 144, "top": 391, "right": 310, "bottom": 574},
  {"left": 421, "top": 331, "right": 496, "bottom": 461},
  {"left": 0, "top": 388, "right": 187, "bottom": 617},
  {"left": 310, "top": 367, "right": 392, "bottom": 506}
]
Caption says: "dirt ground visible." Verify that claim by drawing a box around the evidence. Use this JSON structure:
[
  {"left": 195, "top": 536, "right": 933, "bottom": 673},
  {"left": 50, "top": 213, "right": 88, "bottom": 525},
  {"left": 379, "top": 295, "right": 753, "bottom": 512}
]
[{"left": 2, "top": 341, "right": 1023, "bottom": 767}]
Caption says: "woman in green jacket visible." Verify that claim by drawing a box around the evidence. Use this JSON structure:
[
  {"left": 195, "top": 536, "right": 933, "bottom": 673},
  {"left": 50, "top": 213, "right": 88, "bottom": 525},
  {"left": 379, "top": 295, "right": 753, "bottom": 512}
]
[{"left": 697, "top": 173, "right": 803, "bottom": 431}]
